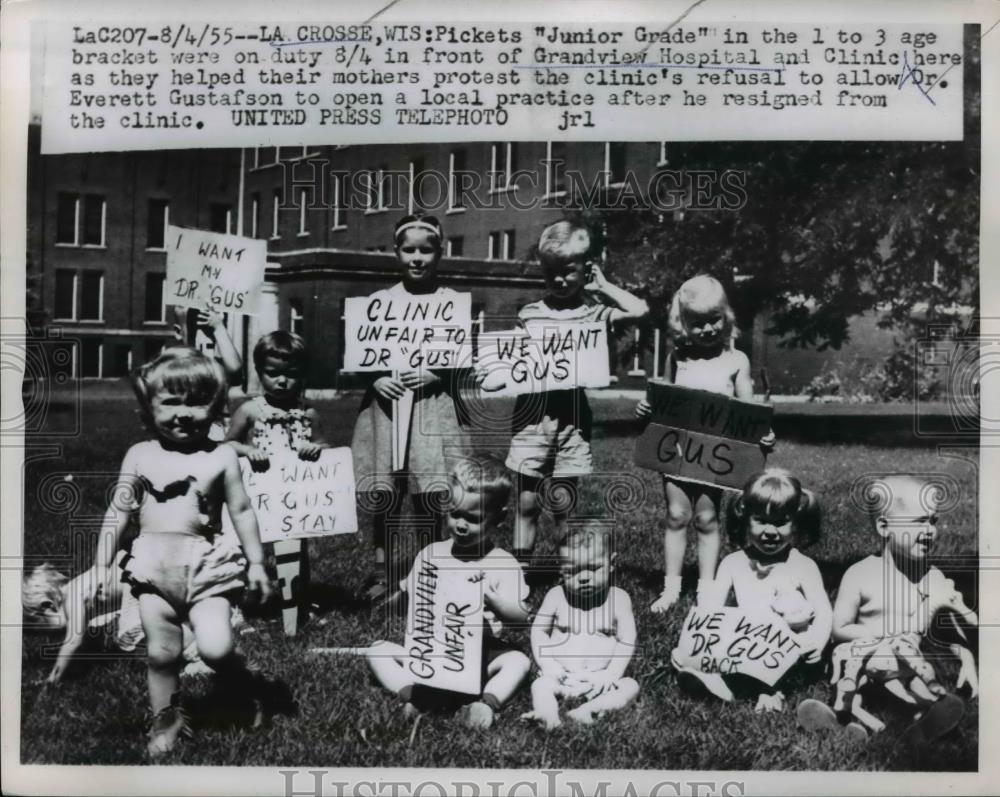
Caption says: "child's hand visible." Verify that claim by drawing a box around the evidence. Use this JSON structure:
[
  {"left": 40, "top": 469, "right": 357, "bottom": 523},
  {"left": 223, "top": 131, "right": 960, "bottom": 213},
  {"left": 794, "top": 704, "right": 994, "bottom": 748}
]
[
  {"left": 195, "top": 303, "right": 225, "bottom": 336},
  {"left": 399, "top": 370, "right": 439, "bottom": 390},
  {"left": 582, "top": 671, "right": 614, "bottom": 699},
  {"left": 245, "top": 563, "right": 273, "bottom": 603},
  {"left": 296, "top": 442, "right": 323, "bottom": 461},
  {"left": 373, "top": 376, "right": 406, "bottom": 400},
  {"left": 759, "top": 430, "right": 776, "bottom": 451},
  {"left": 955, "top": 646, "right": 978, "bottom": 698},
  {"left": 246, "top": 447, "right": 270, "bottom": 471},
  {"left": 583, "top": 264, "right": 610, "bottom": 294},
  {"left": 93, "top": 565, "right": 113, "bottom": 601},
  {"left": 796, "top": 634, "right": 824, "bottom": 665},
  {"left": 635, "top": 399, "right": 652, "bottom": 419}
]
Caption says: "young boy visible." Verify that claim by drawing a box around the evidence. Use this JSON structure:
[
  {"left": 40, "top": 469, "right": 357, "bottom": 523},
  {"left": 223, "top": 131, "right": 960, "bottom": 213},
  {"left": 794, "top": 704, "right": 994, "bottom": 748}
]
[
  {"left": 366, "top": 456, "right": 531, "bottom": 729},
  {"left": 522, "top": 522, "right": 638, "bottom": 729},
  {"left": 798, "top": 475, "right": 978, "bottom": 742},
  {"left": 504, "top": 220, "right": 648, "bottom": 563}
]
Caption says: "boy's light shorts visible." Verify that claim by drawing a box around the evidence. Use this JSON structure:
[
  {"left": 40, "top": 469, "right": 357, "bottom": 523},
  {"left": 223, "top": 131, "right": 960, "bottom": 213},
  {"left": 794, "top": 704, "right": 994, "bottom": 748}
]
[
  {"left": 122, "top": 532, "right": 246, "bottom": 616},
  {"left": 505, "top": 416, "right": 593, "bottom": 479}
]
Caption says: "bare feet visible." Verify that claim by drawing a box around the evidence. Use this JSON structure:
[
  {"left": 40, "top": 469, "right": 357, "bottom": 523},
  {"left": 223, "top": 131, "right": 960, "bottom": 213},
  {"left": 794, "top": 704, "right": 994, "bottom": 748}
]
[{"left": 520, "top": 709, "right": 561, "bottom": 730}]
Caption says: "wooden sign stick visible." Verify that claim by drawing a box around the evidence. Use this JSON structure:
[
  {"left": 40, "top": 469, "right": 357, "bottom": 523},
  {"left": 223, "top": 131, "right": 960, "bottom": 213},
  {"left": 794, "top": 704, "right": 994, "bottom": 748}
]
[
  {"left": 391, "top": 370, "right": 415, "bottom": 473},
  {"left": 273, "top": 538, "right": 308, "bottom": 636}
]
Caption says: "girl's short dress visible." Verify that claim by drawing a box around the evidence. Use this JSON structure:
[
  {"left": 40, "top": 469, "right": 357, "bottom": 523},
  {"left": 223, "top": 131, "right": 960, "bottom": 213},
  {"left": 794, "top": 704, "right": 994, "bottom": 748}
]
[
  {"left": 247, "top": 395, "right": 314, "bottom": 456},
  {"left": 121, "top": 477, "right": 246, "bottom": 616},
  {"left": 350, "top": 285, "right": 470, "bottom": 496}
]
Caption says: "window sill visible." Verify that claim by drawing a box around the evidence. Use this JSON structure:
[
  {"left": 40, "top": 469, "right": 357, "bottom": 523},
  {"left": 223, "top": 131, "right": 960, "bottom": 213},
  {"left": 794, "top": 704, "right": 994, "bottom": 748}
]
[
  {"left": 81, "top": 244, "right": 107, "bottom": 250},
  {"left": 332, "top": 225, "right": 348, "bottom": 232},
  {"left": 296, "top": 232, "right": 310, "bottom": 238},
  {"left": 145, "top": 247, "right": 167, "bottom": 253},
  {"left": 445, "top": 206, "right": 466, "bottom": 215},
  {"left": 364, "top": 208, "right": 388, "bottom": 215}
]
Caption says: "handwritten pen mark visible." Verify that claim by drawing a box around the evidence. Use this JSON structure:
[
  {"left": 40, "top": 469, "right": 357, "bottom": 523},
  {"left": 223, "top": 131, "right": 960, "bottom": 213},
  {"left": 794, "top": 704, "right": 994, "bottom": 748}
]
[
  {"left": 899, "top": 51, "right": 936, "bottom": 106},
  {"left": 923, "top": 17, "right": 998, "bottom": 93},
  {"left": 635, "top": 0, "right": 712, "bottom": 60}
]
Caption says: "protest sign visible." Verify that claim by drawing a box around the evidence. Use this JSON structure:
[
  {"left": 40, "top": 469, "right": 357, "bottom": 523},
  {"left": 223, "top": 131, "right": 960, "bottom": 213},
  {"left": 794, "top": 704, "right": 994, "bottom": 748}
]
[
  {"left": 343, "top": 291, "right": 472, "bottom": 372},
  {"left": 165, "top": 225, "right": 267, "bottom": 314},
  {"left": 404, "top": 557, "right": 484, "bottom": 695},
  {"left": 672, "top": 606, "right": 802, "bottom": 687},
  {"left": 225, "top": 447, "right": 358, "bottom": 544},
  {"left": 477, "top": 321, "right": 610, "bottom": 396},
  {"left": 634, "top": 382, "right": 773, "bottom": 489}
]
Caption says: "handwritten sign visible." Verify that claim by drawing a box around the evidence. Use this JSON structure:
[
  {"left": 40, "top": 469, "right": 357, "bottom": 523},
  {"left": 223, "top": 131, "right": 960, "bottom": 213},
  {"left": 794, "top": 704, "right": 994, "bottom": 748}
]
[
  {"left": 404, "top": 556, "right": 484, "bottom": 695},
  {"left": 165, "top": 225, "right": 267, "bottom": 315},
  {"left": 672, "top": 606, "right": 802, "bottom": 687},
  {"left": 225, "top": 447, "right": 358, "bottom": 543},
  {"left": 343, "top": 291, "right": 472, "bottom": 372},
  {"left": 634, "top": 383, "right": 773, "bottom": 489},
  {"left": 478, "top": 321, "right": 610, "bottom": 396}
]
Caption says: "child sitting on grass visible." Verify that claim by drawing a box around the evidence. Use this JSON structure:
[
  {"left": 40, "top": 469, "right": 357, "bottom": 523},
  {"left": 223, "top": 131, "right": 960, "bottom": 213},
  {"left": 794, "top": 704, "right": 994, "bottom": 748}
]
[
  {"left": 798, "top": 474, "right": 978, "bottom": 743},
  {"left": 93, "top": 347, "right": 273, "bottom": 757},
  {"left": 521, "top": 521, "right": 638, "bottom": 729},
  {"left": 366, "top": 456, "right": 531, "bottom": 729}
]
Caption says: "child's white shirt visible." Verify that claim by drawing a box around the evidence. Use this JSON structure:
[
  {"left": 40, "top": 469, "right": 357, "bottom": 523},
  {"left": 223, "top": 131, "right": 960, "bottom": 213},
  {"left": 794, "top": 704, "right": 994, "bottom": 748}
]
[
  {"left": 716, "top": 548, "right": 820, "bottom": 618},
  {"left": 674, "top": 348, "right": 745, "bottom": 396}
]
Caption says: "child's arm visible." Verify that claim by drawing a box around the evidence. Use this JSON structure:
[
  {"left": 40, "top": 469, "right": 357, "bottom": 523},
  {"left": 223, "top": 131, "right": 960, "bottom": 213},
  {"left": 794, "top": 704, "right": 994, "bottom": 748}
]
[
  {"left": 482, "top": 569, "right": 530, "bottom": 626},
  {"left": 709, "top": 555, "right": 736, "bottom": 608},
  {"left": 94, "top": 446, "right": 141, "bottom": 589},
  {"left": 221, "top": 446, "right": 272, "bottom": 600},
  {"left": 530, "top": 589, "right": 568, "bottom": 681},
  {"left": 952, "top": 643, "right": 978, "bottom": 698},
  {"left": 796, "top": 558, "right": 833, "bottom": 662},
  {"left": 224, "top": 402, "right": 269, "bottom": 464},
  {"left": 585, "top": 265, "right": 649, "bottom": 323},
  {"left": 295, "top": 407, "right": 329, "bottom": 461},
  {"left": 831, "top": 565, "right": 873, "bottom": 642},
  {"left": 198, "top": 305, "right": 243, "bottom": 388}
]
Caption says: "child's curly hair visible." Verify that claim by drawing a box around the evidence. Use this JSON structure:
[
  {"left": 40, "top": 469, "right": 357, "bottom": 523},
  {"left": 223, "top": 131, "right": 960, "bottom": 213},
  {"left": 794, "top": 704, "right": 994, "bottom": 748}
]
[
  {"left": 449, "top": 455, "right": 511, "bottom": 516},
  {"left": 667, "top": 274, "right": 736, "bottom": 349},
  {"left": 537, "top": 220, "right": 600, "bottom": 269},
  {"left": 132, "top": 347, "right": 227, "bottom": 426},
  {"left": 253, "top": 330, "right": 307, "bottom": 375},
  {"left": 727, "top": 468, "right": 821, "bottom": 548}
]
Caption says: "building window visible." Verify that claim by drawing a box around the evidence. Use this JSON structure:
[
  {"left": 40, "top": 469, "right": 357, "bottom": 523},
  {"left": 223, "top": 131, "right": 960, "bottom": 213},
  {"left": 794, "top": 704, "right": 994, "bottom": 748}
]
[
  {"left": 250, "top": 192, "right": 260, "bottom": 238},
  {"left": 256, "top": 147, "right": 277, "bottom": 167},
  {"left": 145, "top": 273, "right": 167, "bottom": 322},
  {"left": 658, "top": 142, "right": 669, "bottom": 166},
  {"left": 487, "top": 231, "right": 515, "bottom": 260},
  {"left": 56, "top": 193, "right": 105, "bottom": 246},
  {"left": 271, "top": 189, "right": 281, "bottom": 239},
  {"left": 289, "top": 299, "right": 304, "bottom": 336},
  {"left": 364, "top": 166, "right": 388, "bottom": 213},
  {"left": 332, "top": 174, "right": 348, "bottom": 230},
  {"left": 108, "top": 343, "right": 132, "bottom": 378},
  {"left": 79, "top": 272, "right": 104, "bottom": 321},
  {"left": 448, "top": 149, "right": 467, "bottom": 211},
  {"left": 54, "top": 269, "right": 76, "bottom": 319},
  {"left": 545, "top": 142, "right": 567, "bottom": 197},
  {"left": 79, "top": 338, "right": 102, "bottom": 378},
  {"left": 147, "top": 199, "right": 169, "bottom": 250},
  {"left": 408, "top": 158, "right": 425, "bottom": 215},
  {"left": 209, "top": 204, "right": 232, "bottom": 234},
  {"left": 144, "top": 338, "right": 165, "bottom": 365},
  {"left": 56, "top": 193, "right": 79, "bottom": 244},
  {"left": 446, "top": 237, "right": 464, "bottom": 258},
  {"left": 605, "top": 143, "right": 627, "bottom": 186},
  {"left": 297, "top": 189, "right": 309, "bottom": 236},
  {"left": 490, "top": 143, "right": 516, "bottom": 191}
]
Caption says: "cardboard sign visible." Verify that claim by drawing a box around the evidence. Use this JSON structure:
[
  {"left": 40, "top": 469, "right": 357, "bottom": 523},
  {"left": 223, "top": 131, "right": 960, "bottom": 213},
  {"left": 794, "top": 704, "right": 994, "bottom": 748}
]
[
  {"left": 478, "top": 321, "right": 610, "bottom": 396},
  {"left": 226, "top": 447, "right": 358, "bottom": 543},
  {"left": 165, "top": 225, "right": 267, "bottom": 315},
  {"left": 343, "top": 291, "right": 472, "bottom": 372},
  {"left": 672, "top": 606, "right": 802, "bottom": 687},
  {"left": 404, "top": 556, "right": 484, "bottom": 695},
  {"left": 634, "top": 383, "right": 773, "bottom": 489}
]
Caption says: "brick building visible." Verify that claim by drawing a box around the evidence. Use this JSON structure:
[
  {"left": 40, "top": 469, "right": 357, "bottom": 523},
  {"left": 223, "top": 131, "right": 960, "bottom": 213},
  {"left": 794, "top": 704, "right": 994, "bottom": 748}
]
[{"left": 26, "top": 127, "right": 907, "bottom": 393}]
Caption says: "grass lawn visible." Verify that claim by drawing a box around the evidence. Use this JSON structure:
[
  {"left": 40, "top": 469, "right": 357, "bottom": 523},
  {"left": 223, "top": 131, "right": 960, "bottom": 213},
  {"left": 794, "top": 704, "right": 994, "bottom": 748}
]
[{"left": 20, "top": 395, "right": 979, "bottom": 770}]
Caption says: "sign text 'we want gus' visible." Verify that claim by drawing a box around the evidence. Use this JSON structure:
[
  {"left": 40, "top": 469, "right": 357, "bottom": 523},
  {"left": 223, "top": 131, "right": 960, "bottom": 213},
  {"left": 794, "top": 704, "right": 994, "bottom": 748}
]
[{"left": 165, "top": 225, "right": 267, "bottom": 314}]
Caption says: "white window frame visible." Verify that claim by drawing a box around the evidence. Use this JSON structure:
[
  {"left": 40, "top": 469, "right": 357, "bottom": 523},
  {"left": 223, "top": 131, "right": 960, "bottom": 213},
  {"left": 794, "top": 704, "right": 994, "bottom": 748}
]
[
  {"left": 78, "top": 195, "right": 107, "bottom": 248},
  {"left": 79, "top": 339, "right": 103, "bottom": 379},
  {"left": 447, "top": 150, "right": 467, "bottom": 213},
  {"left": 250, "top": 194, "right": 259, "bottom": 238},
  {"left": 271, "top": 190, "right": 281, "bottom": 240},
  {"left": 490, "top": 143, "right": 513, "bottom": 193},
  {"left": 544, "top": 142, "right": 567, "bottom": 199},
  {"left": 604, "top": 142, "right": 627, "bottom": 189},
  {"left": 55, "top": 194, "right": 81, "bottom": 247},
  {"left": 146, "top": 200, "right": 170, "bottom": 252},
  {"left": 364, "top": 168, "right": 387, "bottom": 215},
  {"left": 290, "top": 300, "right": 304, "bottom": 336},
  {"left": 148, "top": 272, "right": 168, "bottom": 324},
  {"left": 297, "top": 188, "right": 309, "bottom": 237},
  {"left": 78, "top": 272, "right": 105, "bottom": 322},
  {"left": 658, "top": 142, "right": 669, "bottom": 166},
  {"left": 501, "top": 230, "right": 514, "bottom": 261},
  {"left": 53, "top": 270, "right": 78, "bottom": 321},
  {"left": 446, "top": 237, "right": 463, "bottom": 258},
  {"left": 332, "top": 175, "right": 347, "bottom": 231},
  {"left": 487, "top": 231, "right": 500, "bottom": 261}
]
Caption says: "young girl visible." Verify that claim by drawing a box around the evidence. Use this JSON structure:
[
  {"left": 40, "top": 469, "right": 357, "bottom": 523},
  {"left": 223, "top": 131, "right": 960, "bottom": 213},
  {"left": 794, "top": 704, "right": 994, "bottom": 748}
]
[
  {"left": 637, "top": 275, "right": 774, "bottom": 612},
  {"left": 351, "top": 214, "right": 471, "bottom": 603},
  {"left": 93, "top": 347, "right": 272, "bottom": 757},
  {"left": 225, "top": 331, "right": 327, "bottom": 465},
  {"left": 674, "top": 468, "right": 832, "bottom": 712}
]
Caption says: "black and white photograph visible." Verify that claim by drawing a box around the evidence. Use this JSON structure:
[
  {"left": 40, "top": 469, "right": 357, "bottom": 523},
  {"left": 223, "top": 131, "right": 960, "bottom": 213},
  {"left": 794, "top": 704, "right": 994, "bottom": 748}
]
[{"left": 2, "top": 1, "right": 998, "bottom": 794}]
